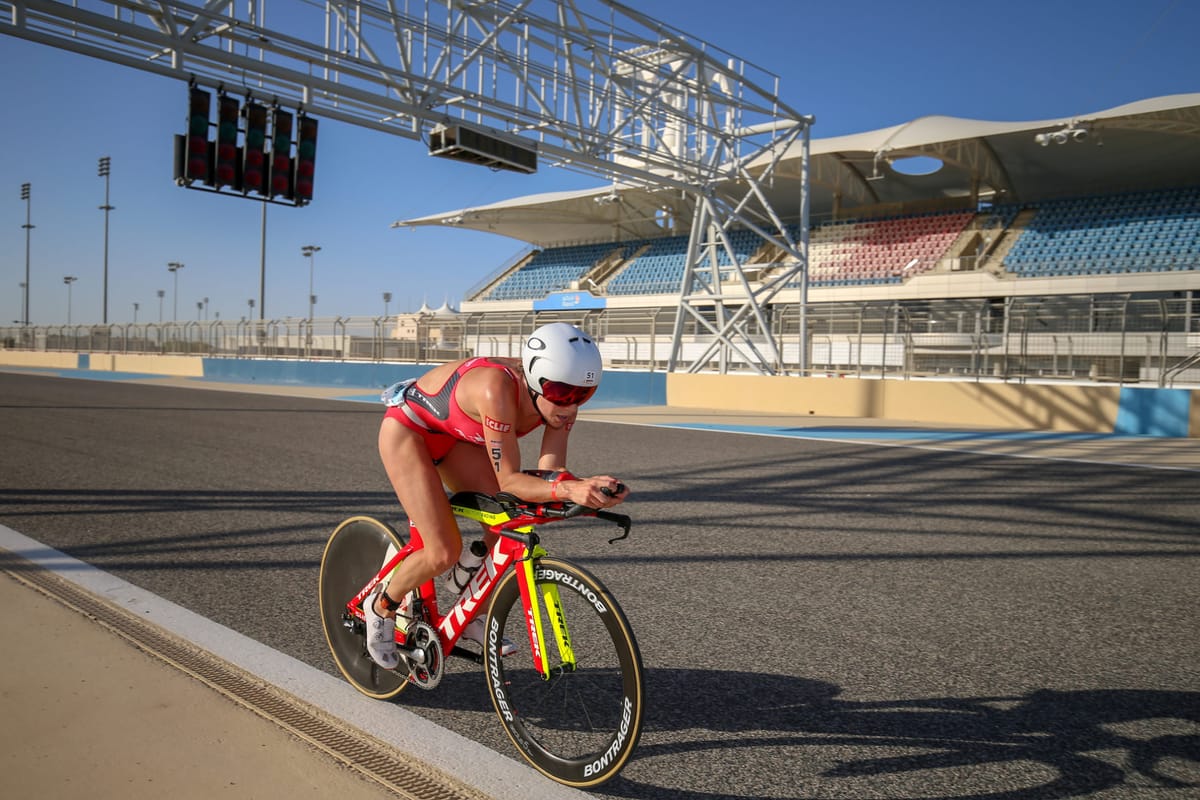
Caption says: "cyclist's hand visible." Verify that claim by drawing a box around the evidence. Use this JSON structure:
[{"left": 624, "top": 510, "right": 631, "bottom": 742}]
[{"left": 562, "top": 475, "right": 628, "bottom": 508}]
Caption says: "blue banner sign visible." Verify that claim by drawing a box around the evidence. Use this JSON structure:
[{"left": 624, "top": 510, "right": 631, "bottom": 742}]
[{"left": 533, "top": 291, "right": 607, "bottom": 311}]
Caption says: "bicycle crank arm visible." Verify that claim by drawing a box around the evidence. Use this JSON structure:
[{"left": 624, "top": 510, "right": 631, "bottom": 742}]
[
  {"left": 397, "top": 644, "right": 429, "bottom": 665},
  {"left": 449, "top": 646, "right": 484, "bottom": 665}
]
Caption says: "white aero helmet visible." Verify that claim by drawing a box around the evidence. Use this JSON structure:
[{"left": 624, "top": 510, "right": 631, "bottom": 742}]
[{"left": 522, "top": 322, "right": 602, "bottom": 405}]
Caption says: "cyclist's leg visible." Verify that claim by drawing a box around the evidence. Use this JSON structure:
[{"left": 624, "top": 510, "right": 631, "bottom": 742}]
[
  {"left": 434, "top": 442, "right": 518, "bottom": 654},
  {"left": 437, "top": 440, "right": 499, "bottom": 492},
  {"left": 375, "top": 417, "right": 464, "bottom": 613},
  {"left": 436, "top": 438, "right": 501, "bottom": 531}
]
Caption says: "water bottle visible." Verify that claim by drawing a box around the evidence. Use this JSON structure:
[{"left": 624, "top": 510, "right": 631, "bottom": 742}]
[{"left": 445, "top": 539, "right": 488, "bottom": 594}]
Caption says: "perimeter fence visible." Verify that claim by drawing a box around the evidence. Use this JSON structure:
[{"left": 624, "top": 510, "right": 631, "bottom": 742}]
[{"left": 3, "top": 293, "right": 1198, "bottom": 387}]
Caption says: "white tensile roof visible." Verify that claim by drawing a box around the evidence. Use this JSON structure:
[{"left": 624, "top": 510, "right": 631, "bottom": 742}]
[{"left": 394, "top": 93, "right": 1200, "bottom": 247}]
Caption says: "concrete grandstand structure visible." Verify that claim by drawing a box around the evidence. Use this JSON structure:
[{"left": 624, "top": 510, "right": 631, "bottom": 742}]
[{"left": 399, "top": 93, "right": 1200, "bottom": 386}]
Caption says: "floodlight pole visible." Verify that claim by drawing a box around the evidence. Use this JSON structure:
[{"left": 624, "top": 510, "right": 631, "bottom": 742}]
[
  {"left": 63, "top": 275, "right": 78, "bottom": 325},
  {"left": 259, "top": 202, "right": 267, "bottom": 320},
  {"left": 167, "top": 262, "right": 184, "bottom": 320},
  {"left": 302, "top": 244, "right": 320, "bottom": 356},
  {"left": 20, "top": 182, "right": 33, "bottom": 326},
  {"left": 98, "top": 156, "right": 114, "bottom": 324}
]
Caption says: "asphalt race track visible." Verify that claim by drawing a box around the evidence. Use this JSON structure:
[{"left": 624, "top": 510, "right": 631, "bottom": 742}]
[{"left": 1, "top": 371, "right": 1198, "bottom": 800}]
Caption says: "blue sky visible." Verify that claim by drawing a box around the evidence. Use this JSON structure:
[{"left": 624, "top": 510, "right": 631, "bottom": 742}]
[{"left": 2, "top": 0, "right": 1197, "bottom": 326}]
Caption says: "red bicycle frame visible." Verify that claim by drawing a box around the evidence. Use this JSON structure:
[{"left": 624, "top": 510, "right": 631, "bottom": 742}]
[{"left": 345, "top": 492, "right": 620, "bottom": 674}]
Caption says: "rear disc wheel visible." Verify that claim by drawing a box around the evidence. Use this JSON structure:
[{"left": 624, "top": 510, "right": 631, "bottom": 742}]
[{"left": 318, "top": 516, "right": 409, "bottom": 699}]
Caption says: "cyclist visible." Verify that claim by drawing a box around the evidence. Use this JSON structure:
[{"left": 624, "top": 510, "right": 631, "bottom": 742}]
[{"left": 364, "top": 322, "right": 629, "bottom": 669}]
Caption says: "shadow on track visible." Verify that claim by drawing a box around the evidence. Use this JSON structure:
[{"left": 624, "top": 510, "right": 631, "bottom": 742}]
[{"left": 599, "top": 669, "right": 1200, "bottom": 800}]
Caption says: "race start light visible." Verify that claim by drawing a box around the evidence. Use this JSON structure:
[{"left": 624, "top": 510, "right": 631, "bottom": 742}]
[
  {"left": 242, "top": 103, "right": 268, "bottom": 195},
  {"left": 173, "top": 86, "right": 318, "bottom": 206},
  {"left": 185, "top": 87, "right": 212, "bottom": 183},
  {"left": 294, "top": 115, "right": 318, "bottom": 203},
  {"left": 215, "top": 94, "right": 240, "bottom": 188}
]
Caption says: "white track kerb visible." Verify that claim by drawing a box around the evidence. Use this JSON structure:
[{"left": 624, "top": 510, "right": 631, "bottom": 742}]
[{"left": 0, "top": 522, "right": 588, "bottom": 800}]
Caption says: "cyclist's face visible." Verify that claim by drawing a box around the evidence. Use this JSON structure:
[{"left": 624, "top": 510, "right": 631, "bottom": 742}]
[
  {"left": 534, "top": 392, "right": 580, "bottom": 428},
  {"left": 537, "top": 379, "right": 597, "bottom": 406}
]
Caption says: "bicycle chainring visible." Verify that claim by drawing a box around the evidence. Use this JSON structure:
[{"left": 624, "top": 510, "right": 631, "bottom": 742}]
[{"left": 403, "top": 621, "right": 444, "bottom": 690}]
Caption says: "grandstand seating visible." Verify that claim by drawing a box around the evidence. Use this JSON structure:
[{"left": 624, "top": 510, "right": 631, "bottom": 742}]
[
  {"left": 792, "top": 211, "right": 974, "bottom": 287},
  {"left": 1002, "top": 187, "right": 1200, "bottom": 277},
  {"left": 604, "top": 229, "right": 763, "bottom": 295},
  {"left": 475, "top": 186, "right": 1199, "bottom": 301},
  {"left": 487, "top": 242, "right": 629, "bottom": 300},
  {"left": 491, "top": 227, "right": 766, "bottom": 299},
  {"left": 606, "top": 235, "right": 688, "bottom": 295}
]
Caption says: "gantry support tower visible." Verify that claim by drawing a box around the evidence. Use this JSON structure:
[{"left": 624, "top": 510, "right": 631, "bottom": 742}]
[{"left": 3, "top": 0, "right": 814, "bottom": 373}]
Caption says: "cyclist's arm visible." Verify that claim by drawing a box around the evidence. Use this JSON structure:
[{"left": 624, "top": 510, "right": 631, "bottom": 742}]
[
  {"left": 468, "top": 370, "right": 563, "bottom": 502},
  {"left": 469, "top": 370, "right": 628, "bottom": 506},
  {"left": 537, "top": 418, "right": 629, "bottom": 507},
  {"left": 536, "top": 422, "right": 570, "bottom": 472}
]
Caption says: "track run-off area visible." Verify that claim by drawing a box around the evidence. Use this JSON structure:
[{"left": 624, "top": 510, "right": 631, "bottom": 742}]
[{"left": 1, "top": 370, "right": 1198, "bottom": 800}]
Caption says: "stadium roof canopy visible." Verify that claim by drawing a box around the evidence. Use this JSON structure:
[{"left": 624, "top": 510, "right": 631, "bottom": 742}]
[{"left": 394, "top": 93, "right": 1200, "bottom": 247}]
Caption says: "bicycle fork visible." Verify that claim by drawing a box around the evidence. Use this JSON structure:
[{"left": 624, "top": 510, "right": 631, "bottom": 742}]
[
  {"left": 515, "top": 543, "right": 577, "bottom": 678},
  {"left": 447, "top": 497, "right": 580, "bottom": 679}
]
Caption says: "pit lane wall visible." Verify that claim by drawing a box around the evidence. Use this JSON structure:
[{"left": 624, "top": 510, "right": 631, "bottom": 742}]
[
  {"left": 0, "top": 351, "right": 207, "bottom": 376},
  {"left": 0, "top": 351, "right": 1194, "bottom": 437},
  {"left": 667, "top": 373, "right": 1198, "bottom": 438}
]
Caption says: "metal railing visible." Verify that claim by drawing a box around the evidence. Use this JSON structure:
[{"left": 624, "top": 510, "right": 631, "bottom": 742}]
[{"left": 3, "top": 293, "right": 1198, "bottom": 387}]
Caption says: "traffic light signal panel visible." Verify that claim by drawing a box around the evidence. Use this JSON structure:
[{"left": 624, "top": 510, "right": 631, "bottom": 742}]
[
  {"left": 295, "top": 115, "right": 318, "bottom": 205},
  {"left": 269, "top": 109, "right": 293, "bottom": 199},
  {"left": 242, "top": 103, "right": 268, "bottom": 195},
  {"left": 185, "top": 87, "right": 212, "bottom": 183},
  {"left": 175, "top": 87, "right": 317, "bottom": 204},
  {"left": 215, "top": 94, "right": 240, "bottom": 188}
]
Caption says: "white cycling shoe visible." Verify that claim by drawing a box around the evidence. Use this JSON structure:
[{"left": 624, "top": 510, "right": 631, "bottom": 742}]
[
  {"left": 462, "top": 617, "right": 517, "bottom": 657},
  {"left": 362, "top": 586, "right": 401, "bottom": 670}
]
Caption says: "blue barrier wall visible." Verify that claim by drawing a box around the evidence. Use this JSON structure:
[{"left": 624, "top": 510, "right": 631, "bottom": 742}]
[
  {"left": 9, "top": 352, "right": 1190, "bottom": 435},
  {"left": 201, "top": 358, "right": 425, "bottom": 389},
  {"left": 1115, "top": 387, "right": 1192, "bottom": 437},
  {"left": 200, "top": 358, "right": 667, "bottom": 408},
  {"left": 592, "top": 370, "right": 666, "bottom": 408}
]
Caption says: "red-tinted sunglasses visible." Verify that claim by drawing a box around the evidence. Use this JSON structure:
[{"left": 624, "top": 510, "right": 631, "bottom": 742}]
[{"left": 538, "top": 379, "right": 597, "bottom": 406}]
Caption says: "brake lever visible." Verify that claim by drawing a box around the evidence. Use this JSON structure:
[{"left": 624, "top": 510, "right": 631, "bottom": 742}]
[
  {"left": 596, "top": 509, "right": 632, "bottom": 544},
  {"left": 594, "top": 483, "right": 629, "bottom": 543}
]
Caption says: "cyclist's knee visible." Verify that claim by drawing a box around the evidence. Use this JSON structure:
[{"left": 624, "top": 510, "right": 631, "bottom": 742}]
[
  {"left": 412, "top": 524, "right": 462, "bottom": 574},
  {"left": 433, "top": 549, "right": 460, "bottom": 575},
  {"left": 413, "top": 543, "right": 458, "bottom": 576}
]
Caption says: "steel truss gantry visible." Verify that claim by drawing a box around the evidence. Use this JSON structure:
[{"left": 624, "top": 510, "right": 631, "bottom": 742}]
[{"left": 3, "top": 0, "right": 813, "bottom": 373}]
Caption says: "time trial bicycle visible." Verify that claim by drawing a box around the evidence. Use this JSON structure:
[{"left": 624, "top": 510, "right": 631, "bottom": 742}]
[{"left": 318, "top": 477, "right": 644, "bottom": 788}]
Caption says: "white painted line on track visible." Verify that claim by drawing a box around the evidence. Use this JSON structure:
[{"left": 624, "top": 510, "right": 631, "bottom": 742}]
[{"left": 592, "top": 417, "right": 1200, "bottom": 473}]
